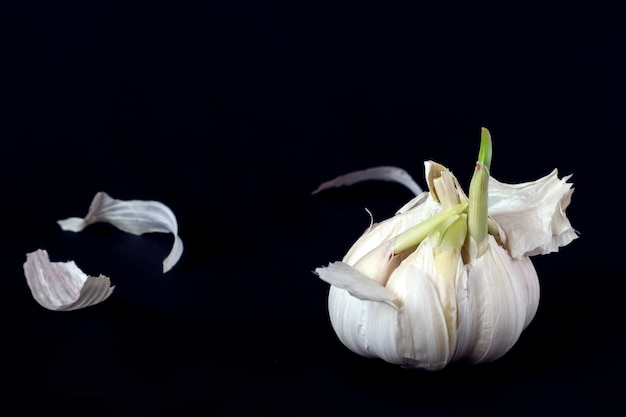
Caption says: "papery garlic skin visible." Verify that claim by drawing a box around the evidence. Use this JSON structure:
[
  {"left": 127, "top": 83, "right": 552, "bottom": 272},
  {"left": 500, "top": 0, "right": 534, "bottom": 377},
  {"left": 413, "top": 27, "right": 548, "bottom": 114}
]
[
  {"left": 316, "top": 129, "right": 576, "bottom": 369},
  {"left": 488, "top": 171, "right": 576, "bottom": 258},
  {"left": 58, "top": 192, "right": 183, "bottom": 273},
  {"left": 24, "top": 249, "right": 114, "bottom": 311}
]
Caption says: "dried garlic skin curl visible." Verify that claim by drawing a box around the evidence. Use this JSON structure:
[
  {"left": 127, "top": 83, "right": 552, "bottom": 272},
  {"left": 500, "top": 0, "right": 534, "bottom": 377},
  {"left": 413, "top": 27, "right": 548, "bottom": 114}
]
[
  {"left": 23, "top": 193, "right": 184, "bottom": 311},
  {"left": 315, "top": 128, "right": 576, "bottom": 369},
  {"left": 57, "top": 192, "right": 184, "bottom": 273},
  {"left": 23, "top": 249, "right": 114, "bottom": 311}
]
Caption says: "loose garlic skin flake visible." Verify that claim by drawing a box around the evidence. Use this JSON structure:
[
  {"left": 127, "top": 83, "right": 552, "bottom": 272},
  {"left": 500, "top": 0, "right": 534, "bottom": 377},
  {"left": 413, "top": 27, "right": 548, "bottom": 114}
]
[
  {"left": 58, "top": 192, "right": 183, "bottom": 273},
  {"left": 23, "top": 249, "right": 114, "bottom": 311},
  {"left": 24, "top": 193, "right": 184, "bottom": 311},
  {"left": 316, "top": 128, "right": 576, "bottom": 370}
]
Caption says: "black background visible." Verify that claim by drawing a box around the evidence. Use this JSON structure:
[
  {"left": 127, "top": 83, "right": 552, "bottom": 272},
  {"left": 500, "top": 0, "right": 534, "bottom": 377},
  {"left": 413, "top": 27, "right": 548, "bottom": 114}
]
[{"left": 1, "top": 1, "right": 624, "bottom": 416}]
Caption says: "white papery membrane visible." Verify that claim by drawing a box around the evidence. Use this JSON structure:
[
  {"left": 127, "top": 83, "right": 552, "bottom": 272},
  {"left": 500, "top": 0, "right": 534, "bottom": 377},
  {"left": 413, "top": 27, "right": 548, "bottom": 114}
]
[
  {"left": 23, "top": 192, "right": 184, "bottom": 311},
  {"left": 23, "top": 249, "right": 114, "bottom": 311},
  {"left": 57, "top": 192, "right": 183, "bottom": 273},
  {"left": 311, "top": 166, "right": 423, "bottom": 196}
]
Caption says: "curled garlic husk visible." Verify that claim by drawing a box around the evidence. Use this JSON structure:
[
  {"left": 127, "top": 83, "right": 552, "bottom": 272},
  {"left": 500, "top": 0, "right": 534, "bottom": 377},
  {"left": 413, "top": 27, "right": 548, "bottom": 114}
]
[
  {"left": 23, "top": 249, "right": 114, "bottom": 311},
  {"left": 57, "top": 192, "right": 183, "bottom": 273},
  {"left": 315, "top": 128, "right": 576, "bottom": 370}
]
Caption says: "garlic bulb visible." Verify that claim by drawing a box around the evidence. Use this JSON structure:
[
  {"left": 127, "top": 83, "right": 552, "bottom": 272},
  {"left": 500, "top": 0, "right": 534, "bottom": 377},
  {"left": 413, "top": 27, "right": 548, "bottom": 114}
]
[{"left": 315, "top": 128, "right": 576, "bottom": 369}]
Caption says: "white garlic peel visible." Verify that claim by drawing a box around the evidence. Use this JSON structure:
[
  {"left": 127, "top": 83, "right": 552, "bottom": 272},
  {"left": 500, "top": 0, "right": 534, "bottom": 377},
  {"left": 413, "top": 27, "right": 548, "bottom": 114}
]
[
  {"left": 57, "top": 192, "right": 183, "bottom": 273},
  {"left": 311, "top": 166, "right": 423, "bottom": 196},
  {"left": 315, "top": 128, "right": 576, "bottom": 370},
  {"left": 23, "top": 249, "right": 114, "bottom": 311}
]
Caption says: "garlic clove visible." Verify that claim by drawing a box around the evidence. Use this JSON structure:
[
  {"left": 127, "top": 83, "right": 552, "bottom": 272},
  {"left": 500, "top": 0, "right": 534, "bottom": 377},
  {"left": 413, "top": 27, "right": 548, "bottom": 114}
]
[
  {"left": 327, "top": 286, "right": 401, "bottom": 360},
  {"left": 465, "top": 236, "right": 538, "bottom": 363},
  {"left": 386, "top": 241, "right": 450, "bottom": 369}
]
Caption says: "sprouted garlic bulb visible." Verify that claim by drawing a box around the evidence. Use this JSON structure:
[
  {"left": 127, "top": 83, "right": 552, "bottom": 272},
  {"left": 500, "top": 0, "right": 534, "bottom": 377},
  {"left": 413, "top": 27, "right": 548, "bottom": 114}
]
[{"left": 315, "top": 128, "right": 576, "bottom": 370}]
